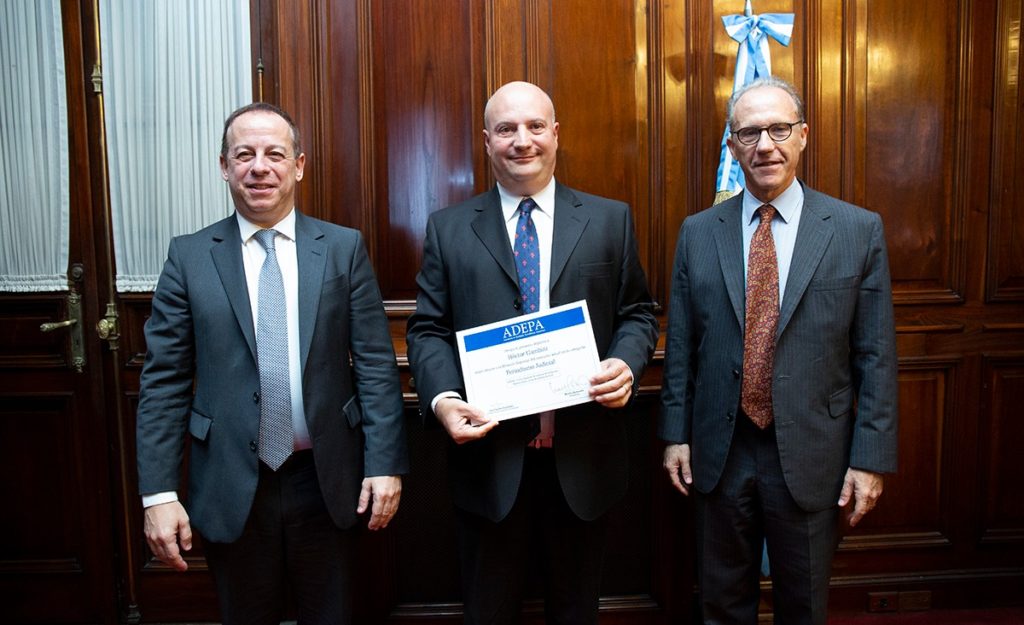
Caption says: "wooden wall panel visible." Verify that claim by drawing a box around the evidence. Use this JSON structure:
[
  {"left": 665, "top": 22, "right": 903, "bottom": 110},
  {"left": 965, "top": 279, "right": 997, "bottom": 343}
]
[
  {"left": 545, "top": 0, "right": 644, "bottom": 207},
  {"left": 987, "top": 0, "right": 1024, "bottom": 302},
  {"left": 979, "top": 355, "right": 1024, "bottom": 545},
  {"left": 843, "top": 362, "right": 955, "bottom": 545},
  {"left": 370, "top": 0, "right": 483, "bottom": 301},
  {"left": 855, "top": 0, "right": 966, "bottom": 303}
]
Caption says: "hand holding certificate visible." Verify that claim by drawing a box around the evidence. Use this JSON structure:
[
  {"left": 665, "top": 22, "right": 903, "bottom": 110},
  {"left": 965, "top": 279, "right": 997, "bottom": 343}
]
[{"left": 456, "top": 300, "right": 601, "bottom": 420}]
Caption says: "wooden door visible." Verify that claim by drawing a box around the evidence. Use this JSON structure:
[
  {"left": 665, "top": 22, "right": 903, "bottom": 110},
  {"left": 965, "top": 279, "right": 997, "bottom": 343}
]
[{"left": 0, "top": 2, "right": 124, "bottom": 623}]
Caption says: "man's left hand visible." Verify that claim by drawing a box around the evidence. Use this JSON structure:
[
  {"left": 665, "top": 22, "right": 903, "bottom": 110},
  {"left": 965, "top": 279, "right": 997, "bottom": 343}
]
[
  {"left": 838, "top": 468, "right": 884, "bottom": 527},
  {"left": 358, "top": 475, "right": 402, "bottom": 530},
  {"left": 589, "top": 358, "right": 634, "bottom": 408}
]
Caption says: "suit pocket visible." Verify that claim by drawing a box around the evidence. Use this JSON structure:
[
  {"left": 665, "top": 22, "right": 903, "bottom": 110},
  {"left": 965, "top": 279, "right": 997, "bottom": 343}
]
[
  {"left": 342, "top": 395, "right": 362, "bottom": 429},
  {"left": 828, "top": 386, "right": 853, "bottom": 418},
  {"left": 810, "top": 275, "right": 860, "bottom": 290},
  {"left": 579, "top": 261, "right": 613, "bottom": 278},
  {"left": 189, "top": 411, "right": 212, "bottom": 440},
  {"left": 322, "top": 274, "right": 349, "bottom": 295}
]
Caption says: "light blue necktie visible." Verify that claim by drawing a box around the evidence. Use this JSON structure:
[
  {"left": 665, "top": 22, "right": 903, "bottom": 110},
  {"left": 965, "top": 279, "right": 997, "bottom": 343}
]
[
  {"left": 253, "top": 229, "right": 293, "bottom": 470},
  {"left": 514, "top": 198, "right": 540, "bottom": 314}
]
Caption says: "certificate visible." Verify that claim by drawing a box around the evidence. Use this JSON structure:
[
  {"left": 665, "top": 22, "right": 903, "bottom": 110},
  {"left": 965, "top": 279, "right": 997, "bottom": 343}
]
[{"left": 456, "top": 300, "right": 601, "bottom": 420}]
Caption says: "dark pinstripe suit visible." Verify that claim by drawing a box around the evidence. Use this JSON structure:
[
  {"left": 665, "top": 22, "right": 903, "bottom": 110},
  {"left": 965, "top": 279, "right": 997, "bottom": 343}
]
[{"left": 658, "top": 182, "right": 898, "bottom": 624}]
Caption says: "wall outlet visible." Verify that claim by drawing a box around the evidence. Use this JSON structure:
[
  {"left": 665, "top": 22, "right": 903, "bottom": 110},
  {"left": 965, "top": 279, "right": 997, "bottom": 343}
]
[{"left": 868, "top": 591, "right": 899, "bottom": 612}]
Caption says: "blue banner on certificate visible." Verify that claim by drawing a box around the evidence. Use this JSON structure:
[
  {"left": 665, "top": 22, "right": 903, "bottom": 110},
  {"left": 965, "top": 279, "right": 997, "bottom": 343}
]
[{"left": 456, "top": 300, "right": 601, "bottom": 420}]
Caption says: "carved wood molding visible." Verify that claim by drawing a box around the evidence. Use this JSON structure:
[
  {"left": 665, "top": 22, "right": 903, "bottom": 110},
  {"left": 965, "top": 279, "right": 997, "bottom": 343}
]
[{"left": 986, "top": 0, "right": 1024, "bottom": 302}]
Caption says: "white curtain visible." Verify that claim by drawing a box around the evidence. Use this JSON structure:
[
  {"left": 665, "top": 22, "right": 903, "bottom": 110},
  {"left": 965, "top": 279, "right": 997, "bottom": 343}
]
[
  {"left": 100, "top": 0, "right": 252, "bottom": 292},
  {"left": 0, "top": 0, "right": 70, "bottom": 292}
]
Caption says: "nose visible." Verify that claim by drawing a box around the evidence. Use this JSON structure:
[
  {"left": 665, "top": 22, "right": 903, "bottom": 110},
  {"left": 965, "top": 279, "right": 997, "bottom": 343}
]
[
  {"left": 755, "top": 129, "right": 776, "bottom": 151},
  {"left": 512, "top": 125, "right": 531, "bottom": 148},
  {"left": 249, "top": 153, "right": 273, "bottom": 174}
]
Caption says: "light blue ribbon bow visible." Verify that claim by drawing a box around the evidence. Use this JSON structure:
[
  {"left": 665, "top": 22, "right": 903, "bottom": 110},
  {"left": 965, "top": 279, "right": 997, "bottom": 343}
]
[{"left": 723, "top": 13, "right": 794, "bottom": 84}]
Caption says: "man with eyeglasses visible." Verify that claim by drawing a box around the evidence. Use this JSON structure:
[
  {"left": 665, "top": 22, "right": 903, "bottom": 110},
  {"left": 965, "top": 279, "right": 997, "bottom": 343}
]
[
  {"left": 659, "top": 76, "right": 898, "bottom": 625},
  {"left": 136, "top": 102, "right": 408, "bottom": 624}
]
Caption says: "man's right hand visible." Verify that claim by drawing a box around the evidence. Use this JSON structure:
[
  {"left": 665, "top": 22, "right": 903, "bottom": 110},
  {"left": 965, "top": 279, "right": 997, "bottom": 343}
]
[
  {"left": 143, "top": 500, "right": 192, "bottom": 571},
  {"left": 435, "top": 398, "right": 498, "bottom": 444},
  {"left": 663, "top": 444, "right": 693, "bottom": 496}
]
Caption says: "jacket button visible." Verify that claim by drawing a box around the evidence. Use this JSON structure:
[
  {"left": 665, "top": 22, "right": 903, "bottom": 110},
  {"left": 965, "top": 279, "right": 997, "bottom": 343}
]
[
  {"left": 249, "top": 440, "right": 258, "bottom": 452},
  {"left": 732, "top": 369, "right": 741, "bottom": 379},
  {"left": 253, "top": 392, "right": 260, "bottom": 403},
  {"left": 513, "top": 298, "right": 522, "bottom": 310},
  {"left": 726, "top": 411, "right": 735, "bottom": 422}
]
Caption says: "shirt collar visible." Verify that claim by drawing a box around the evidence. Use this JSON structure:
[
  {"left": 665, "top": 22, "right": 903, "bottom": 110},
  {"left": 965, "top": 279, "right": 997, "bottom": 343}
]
[
  {"left": 236, "top": 208, "right": 297, "bottom": 243},
  {"left": 498, "top": 178, "right": 557, "bottom": 224},
  {"left": 742, "top": 179, "right": 803, "bottom": 225}
]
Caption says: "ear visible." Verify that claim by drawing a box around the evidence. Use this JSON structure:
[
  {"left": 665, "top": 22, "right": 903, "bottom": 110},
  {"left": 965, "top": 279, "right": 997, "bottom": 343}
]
[
  {"left": 726, "top": 135, "right": 738, "bottom": 160},
  {"left": 295, "top": 153, "right": 306, "bottom": 180},
  {"left": 219, "top": 155, "right": 230, "bottom": 180},
  {"left": 482, "top": 129, "right": 492, "bottom": 156}
]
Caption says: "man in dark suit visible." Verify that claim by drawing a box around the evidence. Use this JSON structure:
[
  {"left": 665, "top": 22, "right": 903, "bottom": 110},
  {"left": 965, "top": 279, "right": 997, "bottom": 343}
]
[
  {"left": 659, "top": 76, "right": 899, "bottom": 625},
  {"left": 406, "top": 81, "right": 658, "bottom": 624},
  {"left": 136, "top": 102, "right": 408, "bottom": 625}
]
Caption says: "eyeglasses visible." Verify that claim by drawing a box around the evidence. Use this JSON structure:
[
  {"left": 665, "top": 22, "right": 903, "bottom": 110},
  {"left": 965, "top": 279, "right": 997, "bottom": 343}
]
[{"left": 731, "top": 120, "right": 804, "bottom": 146}]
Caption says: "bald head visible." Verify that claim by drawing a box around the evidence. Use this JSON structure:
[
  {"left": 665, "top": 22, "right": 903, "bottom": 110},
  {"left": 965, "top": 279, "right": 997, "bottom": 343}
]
[{"left": 484, "top": 81, "right": 556, "bottom": 129}]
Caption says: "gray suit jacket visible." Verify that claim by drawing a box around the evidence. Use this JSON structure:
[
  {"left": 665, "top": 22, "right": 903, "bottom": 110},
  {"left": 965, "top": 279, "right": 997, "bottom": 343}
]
[
  {"left": 137, "top": 212, "right": 408, "bottom": 542},
  {"left": 406, "top": 183, "right": 658, "bottom": 522},
  {"left": 658, "top": 183, "right": 898, "bottom": 511}
]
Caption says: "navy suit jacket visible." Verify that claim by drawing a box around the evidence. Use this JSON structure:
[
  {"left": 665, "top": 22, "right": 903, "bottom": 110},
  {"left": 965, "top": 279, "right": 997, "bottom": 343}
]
[
  {"left": 406, "top": 183, "right": 658, "bottom": 523},
  {"left": 137, "top": 211, "right": 408, "bottom": 542},
  {"left": 658, "top": 184, "right": 898, "bottom": 511}
]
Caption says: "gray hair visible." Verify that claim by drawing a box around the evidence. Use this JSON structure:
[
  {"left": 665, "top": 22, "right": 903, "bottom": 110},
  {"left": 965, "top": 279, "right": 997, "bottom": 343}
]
[{"left": 726, "top": 76, "right": 805, "bottom": 129}]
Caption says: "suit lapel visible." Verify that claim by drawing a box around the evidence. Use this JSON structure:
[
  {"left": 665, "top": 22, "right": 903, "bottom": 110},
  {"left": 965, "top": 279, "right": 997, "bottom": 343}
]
[
  {"left": 778, "top": 191, "right": 833, "bottom": 337},
  {"left": 295, "top": 212, "right": 327, "bottom": 374},
  {"left": 210, "top": 216, "right": 258, "bottom": 361},
  {"left": 470, "top": 188, "right": 519, "bottom": 287},
  {"left": 549, "top": 183, "right": 589, "bottom": 293},
  {"left": 712, "top": 196, "right": 746, "bottom": 328}
]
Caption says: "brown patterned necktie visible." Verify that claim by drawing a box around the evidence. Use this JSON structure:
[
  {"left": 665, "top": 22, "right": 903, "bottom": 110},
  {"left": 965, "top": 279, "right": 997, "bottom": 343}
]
[{"left": 741, "top": 204, "right": 779, "bottom": 429}]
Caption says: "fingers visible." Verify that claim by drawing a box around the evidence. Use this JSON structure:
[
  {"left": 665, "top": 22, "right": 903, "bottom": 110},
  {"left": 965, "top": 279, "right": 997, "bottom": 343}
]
[
  {"left": 590, "top": 358, "right": 633, "bottom": 408},
  {"left": 143, "top": 501, "right": 191, "bottom": 572},
  {"left": 436, "top": 398, "right": 499, "bottom": 444},
  {"left": 453, "top": 419, "right": 499, "bottom": 444},
  {"left": 662, "top": 444, "right": 693, "bottom": 496},
  {"left": 179, "top": 520, "right": 193, "bottom": 552},
  {"left": 356, "top": 480, "right": 372, "bottom": 514},
  {"left": 362, "top": 476, "right": 402, "bottom": 531},
  {"left": 837, "top": 472, "right": 855, "bottom": 508},
  {"left": 666, "top": 467, "right": 687, "bottom": 494},
  {"left": 840, "top": 468, "right": 884, "bottom": 528},
  {"left": 847, "top": 502, "right": 869, "bottom": 527}
]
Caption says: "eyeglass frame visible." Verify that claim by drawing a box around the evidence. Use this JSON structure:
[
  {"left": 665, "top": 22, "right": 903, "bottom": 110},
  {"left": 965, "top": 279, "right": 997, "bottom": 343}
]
[{"left": 730, "top": 120, "right": 805, "bottom": 146}]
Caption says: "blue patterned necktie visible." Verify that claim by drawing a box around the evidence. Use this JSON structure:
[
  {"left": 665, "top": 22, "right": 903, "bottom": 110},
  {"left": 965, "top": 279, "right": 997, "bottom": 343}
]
[
  {"left": 253, "top": 229, "right": 293, "bottom": 470},
  {"left": 514, "top": 198, "right": 540, "bottom": 314}
]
